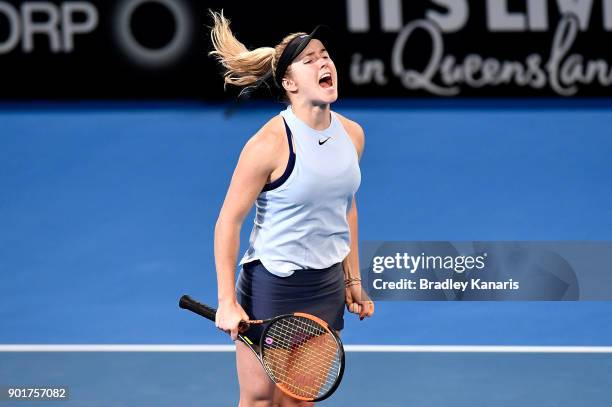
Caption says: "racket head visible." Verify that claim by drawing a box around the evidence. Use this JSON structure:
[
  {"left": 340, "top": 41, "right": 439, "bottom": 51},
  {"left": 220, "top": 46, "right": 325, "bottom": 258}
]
[{"left": 258, "top": 312, "right": 345, "bottom": 402}]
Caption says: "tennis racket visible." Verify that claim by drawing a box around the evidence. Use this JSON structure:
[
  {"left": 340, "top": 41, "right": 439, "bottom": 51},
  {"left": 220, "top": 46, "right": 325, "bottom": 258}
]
[{"left": 178, "top": 294, "right": 345, "bottom": 402}]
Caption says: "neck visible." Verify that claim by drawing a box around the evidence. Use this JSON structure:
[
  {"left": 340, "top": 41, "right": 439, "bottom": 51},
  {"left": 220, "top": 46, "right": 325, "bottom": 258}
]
[{"left": 290, "top": 101, "right": 331, "bottom": 131}]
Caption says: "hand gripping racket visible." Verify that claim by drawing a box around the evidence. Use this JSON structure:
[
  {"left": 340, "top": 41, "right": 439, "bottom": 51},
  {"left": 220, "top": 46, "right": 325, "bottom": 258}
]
[{"left": 179, "top": 295, "right": 345, "bottom": 402}]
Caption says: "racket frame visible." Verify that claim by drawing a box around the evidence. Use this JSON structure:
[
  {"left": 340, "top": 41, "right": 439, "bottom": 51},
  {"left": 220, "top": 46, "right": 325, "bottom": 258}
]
[
  {"left": 258, "top": 312, "right": 345, "bottom": 402},
  {"left": 179, "top": 295, "right": 345, "bottom": 402}
]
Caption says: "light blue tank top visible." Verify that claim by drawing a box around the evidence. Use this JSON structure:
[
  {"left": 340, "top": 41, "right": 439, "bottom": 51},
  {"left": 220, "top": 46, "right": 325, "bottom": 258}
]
[{"left": 239, "top": 106, "right": 361, "bottom": 277}]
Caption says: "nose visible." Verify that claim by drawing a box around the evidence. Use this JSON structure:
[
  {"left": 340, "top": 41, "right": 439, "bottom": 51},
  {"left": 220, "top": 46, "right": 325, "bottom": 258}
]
[{"left": 318, "top": 56, "right": 329, "bottom": 69}]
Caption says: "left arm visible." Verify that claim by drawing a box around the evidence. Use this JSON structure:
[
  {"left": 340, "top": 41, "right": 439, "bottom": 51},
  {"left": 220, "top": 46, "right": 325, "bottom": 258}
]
[
  {"left": 342, "top": 196, "right": 360, "bottom": 284},
  {"left": 338, "top": 115, "right": 374, "bottom": 320}
]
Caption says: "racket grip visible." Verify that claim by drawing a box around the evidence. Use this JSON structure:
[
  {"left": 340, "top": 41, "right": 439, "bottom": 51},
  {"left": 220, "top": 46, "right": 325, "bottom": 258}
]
[{"left": 179, "top": 295, "right": 216, "bottom": 322}]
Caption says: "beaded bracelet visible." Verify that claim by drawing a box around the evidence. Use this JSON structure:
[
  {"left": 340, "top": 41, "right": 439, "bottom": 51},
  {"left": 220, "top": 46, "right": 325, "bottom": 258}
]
[{"left": 344, "top": 277, "right": 362, "bottom": 287}]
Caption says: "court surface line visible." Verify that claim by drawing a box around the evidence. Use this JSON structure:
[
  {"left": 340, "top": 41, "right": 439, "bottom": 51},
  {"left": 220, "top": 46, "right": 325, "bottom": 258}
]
[{"left": 1, "top": 345, "right": 611, "bottom": 353}]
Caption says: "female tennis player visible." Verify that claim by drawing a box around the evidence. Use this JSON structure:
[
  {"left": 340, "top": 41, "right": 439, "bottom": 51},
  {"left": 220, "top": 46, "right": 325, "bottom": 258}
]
[{"left": 209, "top": 11, "right": 374, "bottom": 406}]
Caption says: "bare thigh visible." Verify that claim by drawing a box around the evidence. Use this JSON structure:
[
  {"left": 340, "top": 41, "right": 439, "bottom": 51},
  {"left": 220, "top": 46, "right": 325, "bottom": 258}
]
[{"left": 235, "top": 342, "right": 315, "bottom": 407}]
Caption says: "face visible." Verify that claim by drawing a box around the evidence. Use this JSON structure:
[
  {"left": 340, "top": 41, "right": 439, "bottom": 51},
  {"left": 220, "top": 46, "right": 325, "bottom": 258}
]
[{"left": 282, "top": 39, "right": 338, "bottom": 105}]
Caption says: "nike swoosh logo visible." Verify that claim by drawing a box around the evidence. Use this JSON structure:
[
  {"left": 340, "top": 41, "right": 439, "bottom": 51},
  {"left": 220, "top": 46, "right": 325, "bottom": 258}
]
[{"left": 319, "top": 137, "right": 332, "bottom": 145}]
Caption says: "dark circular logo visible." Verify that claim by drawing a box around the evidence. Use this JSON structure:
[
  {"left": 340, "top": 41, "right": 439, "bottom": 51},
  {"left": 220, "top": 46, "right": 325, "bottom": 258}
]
[{"left": 113, "top": 0, "right": 193, "bottom": 69}]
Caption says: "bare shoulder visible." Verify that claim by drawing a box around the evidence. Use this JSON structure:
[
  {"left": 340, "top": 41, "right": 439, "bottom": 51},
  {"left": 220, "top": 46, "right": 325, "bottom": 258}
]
[
  {"left": 335, "top": 112, "right": 365, "bottom": 159},
  {"left": 240, "top": 115, "right": 286, "bottom": 172}
]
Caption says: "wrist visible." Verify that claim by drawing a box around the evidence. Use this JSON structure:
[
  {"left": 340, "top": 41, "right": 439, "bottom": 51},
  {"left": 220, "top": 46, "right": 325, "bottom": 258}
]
[
  {"left": 218, "top": 295, "right": 238, "bottom": 306},
  {"left": 344, "top": 277, "right": 362, "bottom": 287},
  {"left": 342, "top": 265, "right": 359, "bottom": 280}
]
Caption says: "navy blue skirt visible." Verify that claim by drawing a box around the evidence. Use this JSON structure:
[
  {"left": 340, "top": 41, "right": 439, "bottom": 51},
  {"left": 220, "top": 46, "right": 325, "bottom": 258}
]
[{"left": 236, "top": 260, "right": 345, "bottom": 346}]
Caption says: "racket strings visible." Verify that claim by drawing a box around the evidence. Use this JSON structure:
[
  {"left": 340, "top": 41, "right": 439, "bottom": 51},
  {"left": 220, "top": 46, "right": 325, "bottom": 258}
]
[
  {"left": 265, "top": 321, "right": 336, "bottom": 368},
  {"left": 264, "top": 332, "right": 337, "bottom": 389},
  {"left": 264, "top": 324, "right": 338, "bottom": 396},
  {"left": 261, "top": 316, "right": 341, "bottom": 399},
  {"left": 266, "top": 319, "right": 338, "bottom": 375}
]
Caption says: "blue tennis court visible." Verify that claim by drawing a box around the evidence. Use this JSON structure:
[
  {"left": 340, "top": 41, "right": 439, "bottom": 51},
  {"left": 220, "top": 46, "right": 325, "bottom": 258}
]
[
  {"left": 2, "top": 349, "right": 611, "bottom": 406},
  {"left": 1, "top": 100, "right": 611, "bottom": 405}
]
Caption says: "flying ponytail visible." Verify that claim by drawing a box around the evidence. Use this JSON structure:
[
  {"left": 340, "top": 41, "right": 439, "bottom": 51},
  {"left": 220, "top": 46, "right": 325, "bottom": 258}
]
[{"left": 208, "top": 11, "right": 306, "bottom": 95}]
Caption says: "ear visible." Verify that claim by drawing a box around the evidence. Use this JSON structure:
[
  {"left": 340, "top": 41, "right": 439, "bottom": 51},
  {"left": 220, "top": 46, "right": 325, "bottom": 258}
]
[{"left": 282, "top": 77, "right": 298, "bottom": 93}]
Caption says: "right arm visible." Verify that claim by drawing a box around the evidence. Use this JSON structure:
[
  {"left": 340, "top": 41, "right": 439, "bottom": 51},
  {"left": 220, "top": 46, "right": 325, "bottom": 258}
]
[{"left": 214, "top": 118, "right": 284, "bottom": 339}]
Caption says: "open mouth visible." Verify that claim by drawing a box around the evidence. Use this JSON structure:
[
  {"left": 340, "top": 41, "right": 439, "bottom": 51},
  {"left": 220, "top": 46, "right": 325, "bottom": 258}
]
[{"left": 318, "top": 73, "right": 333, "bottom": 89}]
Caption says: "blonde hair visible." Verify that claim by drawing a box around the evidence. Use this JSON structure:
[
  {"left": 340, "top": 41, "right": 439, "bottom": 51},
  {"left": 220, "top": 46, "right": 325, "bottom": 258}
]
[{"left": 208, "top": 10, "right": 306, "bottom": 95}]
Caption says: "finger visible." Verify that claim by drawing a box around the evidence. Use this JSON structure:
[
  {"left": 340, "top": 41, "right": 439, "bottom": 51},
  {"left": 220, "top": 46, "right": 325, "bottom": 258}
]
[
  {"left": 363, "top": 301, "right": 374, "bottom": 317},
  {"left": 230, "top": 328, "right": 238, "bottom": 341},
  {"left": 346, "top": 295, "right": 355, "bottom": 306},
  {"left": 368, "top": 302, "right": 375, "bottom": 316},
  {"left": 359, "top": 303, "right": 366, "bottom": 321},
  {"left": 238, "top": 322, "right": 247, "bottom": 334},
  {"left": 359, "top": 303, "right": 367, "bottom": 320},
  {"left": 364, "top": 301, "right": 373, "bottom": 315}
]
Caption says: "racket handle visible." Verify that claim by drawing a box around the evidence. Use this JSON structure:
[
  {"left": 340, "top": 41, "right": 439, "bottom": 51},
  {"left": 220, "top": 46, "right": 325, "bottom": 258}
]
[{"left": 179, "top": 295, "right": 216, "bottom": 322}]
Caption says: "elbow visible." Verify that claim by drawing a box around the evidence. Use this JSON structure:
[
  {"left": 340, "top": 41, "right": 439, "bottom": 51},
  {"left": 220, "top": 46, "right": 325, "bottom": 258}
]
[
  {"left": 214, "top": 216, "right": 228, "bottom": 237},
  {"left": 215, "top": 214, "right": 242, "bottom": 237}
]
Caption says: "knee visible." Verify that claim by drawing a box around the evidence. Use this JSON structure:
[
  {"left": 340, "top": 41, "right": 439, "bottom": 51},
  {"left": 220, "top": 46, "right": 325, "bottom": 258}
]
[
  {"left": 239, "top": 386, "right": 277, "bottom": 407},
  {"left": 273, "top": 390, "right": 314, "bottom": 407},
  {"left": 238, "top": 395, "right": 276, "bottom": 407}
]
